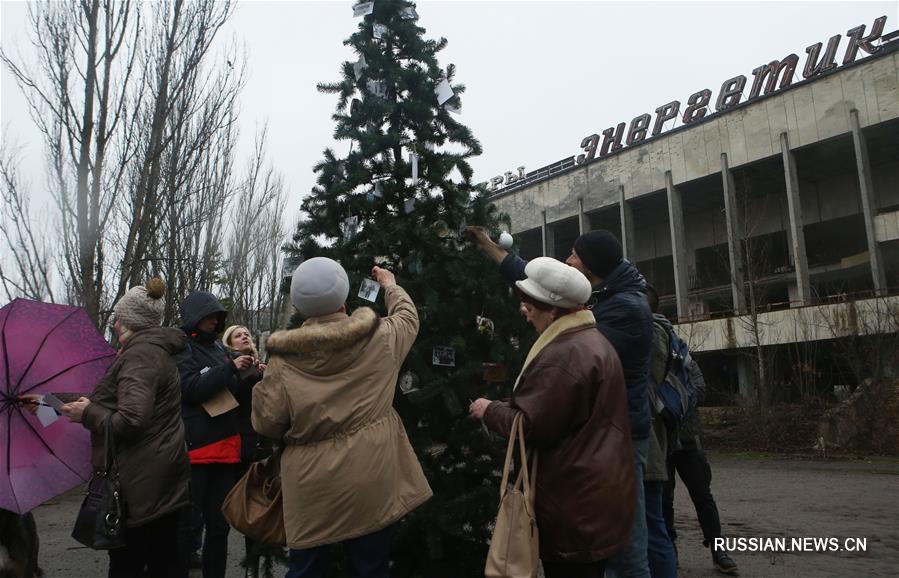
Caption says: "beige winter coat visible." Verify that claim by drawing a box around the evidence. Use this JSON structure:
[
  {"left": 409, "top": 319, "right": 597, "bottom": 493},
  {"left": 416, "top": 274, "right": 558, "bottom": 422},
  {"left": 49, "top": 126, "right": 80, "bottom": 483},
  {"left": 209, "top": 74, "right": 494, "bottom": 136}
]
[{"left": 251, "top": 285, "right": 432, "bottom": 549}]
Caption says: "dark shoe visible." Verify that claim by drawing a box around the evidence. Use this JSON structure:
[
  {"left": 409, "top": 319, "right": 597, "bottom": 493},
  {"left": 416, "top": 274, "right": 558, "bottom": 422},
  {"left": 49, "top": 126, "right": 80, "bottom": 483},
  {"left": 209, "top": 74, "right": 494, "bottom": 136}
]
[
  {"left": 189, "top": 550, "right": 203, "bottom": 569},
  {"left": 244, "top": 555, "right": 260, "bottom": 578},
  {"left": 712, "top": 548, "right": 739, "bottom": 575}
]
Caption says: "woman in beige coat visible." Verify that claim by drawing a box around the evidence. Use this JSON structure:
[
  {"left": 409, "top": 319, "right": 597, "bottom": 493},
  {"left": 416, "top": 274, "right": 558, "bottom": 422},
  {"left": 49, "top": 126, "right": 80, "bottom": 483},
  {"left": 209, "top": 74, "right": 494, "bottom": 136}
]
[{"left": 251, "top": 259, "right": 432, "bottom": 578}]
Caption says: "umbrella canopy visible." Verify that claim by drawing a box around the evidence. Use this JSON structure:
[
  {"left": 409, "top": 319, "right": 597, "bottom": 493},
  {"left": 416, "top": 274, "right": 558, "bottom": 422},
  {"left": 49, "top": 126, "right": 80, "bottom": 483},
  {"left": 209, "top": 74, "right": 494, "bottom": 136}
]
[{"left": 0, "top": 298, "right": 116, "bottom": 514}]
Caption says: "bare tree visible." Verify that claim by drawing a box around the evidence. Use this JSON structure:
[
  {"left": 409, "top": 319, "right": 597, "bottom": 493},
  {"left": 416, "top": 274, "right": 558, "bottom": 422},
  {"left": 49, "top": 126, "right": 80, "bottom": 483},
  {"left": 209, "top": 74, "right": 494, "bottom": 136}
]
[
  {"left": 1, "top": 0, "right": 139, "bottom": 323},
  {"left": 114, "top": 0, "right": 239, "bottom": 315},
  {"left": 2, "top": 0, "right": 245, "bottom": 329},
  {"left": 0, "top": 141, "right": 56, "bottom": 302},
  {"left": 727, "top": 172, "right": 781, "bottom": 409},
  {"left": 220, "top": 127, "right": 288, "bottom": 337}
]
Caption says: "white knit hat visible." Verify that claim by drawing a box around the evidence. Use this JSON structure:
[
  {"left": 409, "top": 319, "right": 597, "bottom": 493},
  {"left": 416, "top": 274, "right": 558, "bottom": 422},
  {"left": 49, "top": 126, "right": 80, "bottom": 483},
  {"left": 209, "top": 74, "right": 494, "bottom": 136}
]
[
  {"left": 113, "top": 278, "right": 166, "bottom": 330},
  {"left": 515, "top": 257, "right": 591, "bottom": 308},
  {"left": 290, "top": 257, "right": 349, "bottom": 317}
]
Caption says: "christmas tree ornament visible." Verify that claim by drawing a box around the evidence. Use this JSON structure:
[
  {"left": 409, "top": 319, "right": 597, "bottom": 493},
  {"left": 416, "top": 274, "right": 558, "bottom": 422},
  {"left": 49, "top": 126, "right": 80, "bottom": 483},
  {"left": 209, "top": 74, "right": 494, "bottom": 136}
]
[
  {"left": 352, "top": 1, "right": 374, "bottom": 17},
  {"left": 373, "top": 255, "right": 394, "bottom": 267},
  {"left": 400, "top": 6, "right": 419, "bottom": 20},
  {"left": 372, "top": 180, "right": 384, "bottom": 198},
  {"left": 432, "top": 220, "right": 451, "bottom": 238},
  {"left": 366, "top": 79, "right": 387, "bottom": 98},
  {"left": 350, "top": 98, "right": 362, "bottom": 116},
  {"left": 373, "top": 23, "right": 388, "bottom": 40},
  {"left": 475, "top": 315, "right": 495, "bottom": 337},
  {"left": 353, "top": 55, "right": 367, "bottom": 80},
  {"left": 498, "top": 231, "right": 513, "bottom": 249},
  {"left": 399, "top": 371, "right": 420, "bottom": 393},
  {"left": 425, "top": 443, "right": 448, "bottom": 458},
  {"left": 342, "top": 215, "right": 359, "bottom": 241},
  {"left": 404, "top": 198, "right": 415, "bottom": 214},
  {"left": 432, "top": 346, "right": 455, "bottom": 367},
  {"left": 410, "top": 151, "right": 419, "bottom": 185},
  {"left": 434, "top": 79, "right": 454, "bottom": 106},
  {"left": 357, "top": 278, "right": 380, "bottom": 302}
]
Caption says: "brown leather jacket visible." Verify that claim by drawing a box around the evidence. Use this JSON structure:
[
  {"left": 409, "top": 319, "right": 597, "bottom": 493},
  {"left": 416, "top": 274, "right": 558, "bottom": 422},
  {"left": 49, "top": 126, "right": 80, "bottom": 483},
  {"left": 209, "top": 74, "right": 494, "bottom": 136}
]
[
  {"left": 81, "top": 327, "right": 191, "bottom": 527},
  {"left": 483, "top": 325, "right": 635, "bottom": 563}
]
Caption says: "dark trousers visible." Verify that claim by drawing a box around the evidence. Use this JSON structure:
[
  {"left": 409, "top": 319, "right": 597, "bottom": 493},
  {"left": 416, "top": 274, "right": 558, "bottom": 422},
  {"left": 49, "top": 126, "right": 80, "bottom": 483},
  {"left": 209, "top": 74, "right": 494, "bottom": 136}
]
[
  {"left": 108, "top": 508, "right": 187, "bottom": 578},
  {"left": 286, "top": 525, "right": 393, "bottom": 578},
  {"left": 663, "top": 447, "right": 722, "bottom": 547},
  {"left": 645, "top": 481, "right": 677, "bottom": 578},
  {"left": 179, "top": 463, "right": 236, "bottom": 578},
  {"left": 541, "top": 559, "right": 606, "bottom": 578}
]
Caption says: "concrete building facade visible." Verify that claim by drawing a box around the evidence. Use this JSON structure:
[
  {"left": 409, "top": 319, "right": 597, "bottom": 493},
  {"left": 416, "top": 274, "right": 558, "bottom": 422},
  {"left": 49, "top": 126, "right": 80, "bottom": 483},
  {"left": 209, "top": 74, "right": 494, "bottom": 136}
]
[{"left": 488, "top": 22, "right": 899, "bottom": 402}]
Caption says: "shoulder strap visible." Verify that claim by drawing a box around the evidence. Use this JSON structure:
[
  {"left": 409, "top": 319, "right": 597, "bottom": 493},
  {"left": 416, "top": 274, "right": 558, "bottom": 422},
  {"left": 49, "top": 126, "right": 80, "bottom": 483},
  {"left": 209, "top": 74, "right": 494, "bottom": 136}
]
[{"left": 102, "top": 417, "right": 118, "bottom": 474}]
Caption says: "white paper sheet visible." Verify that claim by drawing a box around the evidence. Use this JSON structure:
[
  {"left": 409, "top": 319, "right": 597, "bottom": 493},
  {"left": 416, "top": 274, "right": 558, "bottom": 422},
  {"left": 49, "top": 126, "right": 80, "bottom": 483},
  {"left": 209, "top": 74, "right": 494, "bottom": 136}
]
[
  {"left": 36, "top": 399, "right": 59, "bottom": 427},
  {"left": 353, "top": 1, "right": 374, "bottom": 17},
  {"left": 353, "top": 55, "right": 367, "bottom": 80},
  {"left": 434, "top": 79, "right": 454, "bottom": 105}
]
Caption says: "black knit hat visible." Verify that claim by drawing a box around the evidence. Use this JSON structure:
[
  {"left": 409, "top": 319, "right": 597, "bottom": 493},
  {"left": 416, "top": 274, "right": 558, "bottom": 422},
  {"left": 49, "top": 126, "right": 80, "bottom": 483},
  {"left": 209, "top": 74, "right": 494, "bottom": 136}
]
[{"left": 573, "top": 230, "right": 623, "bottom": 279}]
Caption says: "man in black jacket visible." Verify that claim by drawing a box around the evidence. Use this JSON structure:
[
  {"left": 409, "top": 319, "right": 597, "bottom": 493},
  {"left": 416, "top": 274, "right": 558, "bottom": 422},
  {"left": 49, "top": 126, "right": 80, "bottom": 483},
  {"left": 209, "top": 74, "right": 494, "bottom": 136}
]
[
  {"left": 176, "top": 291, "right": 255, "bottom": 578},
  {"left": 465, "top": 227, "right": 653, "bottom": 578}
]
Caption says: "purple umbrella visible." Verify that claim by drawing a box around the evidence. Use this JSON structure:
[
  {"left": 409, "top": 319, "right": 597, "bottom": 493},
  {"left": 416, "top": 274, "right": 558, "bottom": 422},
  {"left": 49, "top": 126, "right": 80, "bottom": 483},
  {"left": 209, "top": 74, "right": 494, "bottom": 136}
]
[{"left": 0, "top": 298, "right": 116, "bottom": 514}]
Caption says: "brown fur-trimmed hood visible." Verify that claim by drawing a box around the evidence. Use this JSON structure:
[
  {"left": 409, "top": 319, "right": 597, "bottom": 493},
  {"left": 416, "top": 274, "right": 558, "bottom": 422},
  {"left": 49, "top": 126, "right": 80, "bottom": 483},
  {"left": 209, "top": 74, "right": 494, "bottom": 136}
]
[{"left": 266, "top": 307, "right": 380, "bottom": 356}]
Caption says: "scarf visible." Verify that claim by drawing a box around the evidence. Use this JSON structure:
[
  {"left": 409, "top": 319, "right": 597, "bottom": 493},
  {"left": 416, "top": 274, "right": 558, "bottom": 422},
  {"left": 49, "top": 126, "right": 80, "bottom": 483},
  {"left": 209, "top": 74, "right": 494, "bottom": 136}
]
[{"left": 513, "top": 309, "right": 596, "bottom": 391}]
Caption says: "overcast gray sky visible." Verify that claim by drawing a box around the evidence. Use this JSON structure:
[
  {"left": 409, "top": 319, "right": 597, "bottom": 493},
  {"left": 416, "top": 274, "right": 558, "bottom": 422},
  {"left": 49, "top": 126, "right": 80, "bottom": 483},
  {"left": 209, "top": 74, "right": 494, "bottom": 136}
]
[{"left": 2, "top": 0, "right": 896, "bottom": 221}]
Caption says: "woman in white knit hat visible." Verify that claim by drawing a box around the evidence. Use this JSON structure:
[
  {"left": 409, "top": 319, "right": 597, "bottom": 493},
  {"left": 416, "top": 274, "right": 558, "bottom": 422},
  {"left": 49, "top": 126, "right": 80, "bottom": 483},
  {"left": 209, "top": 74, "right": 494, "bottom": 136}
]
[
  {"left": 252, "top": 258, "right": 432, "bottom": 578},
  {"left": 58, "top": 278, "right": 192, "bottom": 578}
]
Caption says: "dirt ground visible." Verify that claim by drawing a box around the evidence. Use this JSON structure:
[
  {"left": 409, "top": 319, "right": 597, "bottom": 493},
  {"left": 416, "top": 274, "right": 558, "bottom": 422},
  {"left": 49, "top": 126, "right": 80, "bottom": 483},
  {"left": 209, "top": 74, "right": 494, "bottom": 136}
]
[{"left": 28, "top": 452, "right": 899, "bottom": 578}]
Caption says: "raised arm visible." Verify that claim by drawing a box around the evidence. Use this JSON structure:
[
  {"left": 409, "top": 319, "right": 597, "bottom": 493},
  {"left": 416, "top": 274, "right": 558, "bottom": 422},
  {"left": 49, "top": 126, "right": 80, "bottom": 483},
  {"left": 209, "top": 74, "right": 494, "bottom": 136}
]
[{"left": 371, "top": 266, "right": 419, "bottom": 361}]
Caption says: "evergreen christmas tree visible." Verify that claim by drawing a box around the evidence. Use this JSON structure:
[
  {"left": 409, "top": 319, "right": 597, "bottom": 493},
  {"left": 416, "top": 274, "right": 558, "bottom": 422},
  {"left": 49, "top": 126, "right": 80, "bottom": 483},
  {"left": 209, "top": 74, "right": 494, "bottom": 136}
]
[{"left": 288, "top": 1, "right": 531, "bottom": 575}]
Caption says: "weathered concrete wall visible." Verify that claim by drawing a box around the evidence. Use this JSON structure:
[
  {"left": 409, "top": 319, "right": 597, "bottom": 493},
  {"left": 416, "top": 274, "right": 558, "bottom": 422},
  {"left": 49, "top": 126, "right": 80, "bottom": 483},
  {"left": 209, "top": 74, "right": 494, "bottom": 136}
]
[
  {"left": 676, "top": 295, "right": 899, "bottom": 353},
  {"left": 495, "top": 52, "right": 899, "bottom": 235}
]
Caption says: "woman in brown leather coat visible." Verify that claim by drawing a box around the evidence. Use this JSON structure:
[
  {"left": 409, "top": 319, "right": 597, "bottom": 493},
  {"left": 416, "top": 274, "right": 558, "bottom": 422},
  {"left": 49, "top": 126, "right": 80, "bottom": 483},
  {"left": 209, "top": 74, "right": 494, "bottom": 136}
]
[{"left": 470, "top": 257, "right": 635, "bottom": 578}]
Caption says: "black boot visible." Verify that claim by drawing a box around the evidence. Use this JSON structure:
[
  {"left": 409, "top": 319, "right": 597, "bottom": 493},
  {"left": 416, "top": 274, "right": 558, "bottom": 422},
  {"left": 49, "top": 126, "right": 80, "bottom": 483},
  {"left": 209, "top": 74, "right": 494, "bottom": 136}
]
[
  {"left": 712, "top": 547, "right": 738, "bottom": 575},
  {"left": 243, "top": 556, "right": 260, "bottom": 578}
]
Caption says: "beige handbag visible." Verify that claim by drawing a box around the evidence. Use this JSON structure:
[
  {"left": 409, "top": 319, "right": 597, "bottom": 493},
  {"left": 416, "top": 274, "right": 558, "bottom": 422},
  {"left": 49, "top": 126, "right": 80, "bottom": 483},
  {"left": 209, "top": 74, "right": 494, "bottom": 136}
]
[{"left": 485, "top": 413, "right": 540, "bottom": 578}]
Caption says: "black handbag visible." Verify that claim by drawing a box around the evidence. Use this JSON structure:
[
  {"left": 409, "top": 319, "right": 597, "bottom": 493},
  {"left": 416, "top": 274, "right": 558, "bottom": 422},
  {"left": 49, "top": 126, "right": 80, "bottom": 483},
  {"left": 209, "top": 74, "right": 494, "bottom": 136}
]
[{"left": 72, "top": 418, "right": 126, "bottom": 549}]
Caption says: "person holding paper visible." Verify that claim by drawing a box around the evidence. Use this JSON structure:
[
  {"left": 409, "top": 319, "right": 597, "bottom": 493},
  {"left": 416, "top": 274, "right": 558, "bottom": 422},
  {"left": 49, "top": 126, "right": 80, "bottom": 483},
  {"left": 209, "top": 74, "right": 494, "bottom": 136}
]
[
  {"left": 222, "top": 324, "right": 272, "bottom": 578},
  {"left": 251, "top": 258, "right": 432, "bottom": 578},
  {"left": 175, "top": 291, "right": 250, "bottom": 578},
  {"left": 58, "top": 278, "right": 191, "bottom": 578}
]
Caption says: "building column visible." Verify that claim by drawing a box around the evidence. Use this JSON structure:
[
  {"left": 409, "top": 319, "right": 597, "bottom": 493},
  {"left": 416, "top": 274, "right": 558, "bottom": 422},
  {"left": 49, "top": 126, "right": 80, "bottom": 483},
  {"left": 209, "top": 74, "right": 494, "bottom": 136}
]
[
  {"left": 577, "top": 198, "right": 587, "bottom": 236},
  {"left": 541, "top": 210, "right": 552, "bottom": 257},
  {"left": 849, "top": 110, "right": 887, "bottom": 293},
  {"left": 665, "top": 171, "right": 689, "bottom": 318},
  {"left": 619, "top": 186, "right": 635, "bottom": 262},
  {"left": 780, "top": 132, "right": 811, "bottom": 304},
  {"left": 720, "top": 153, "right": 746, "bottom": 313}
]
